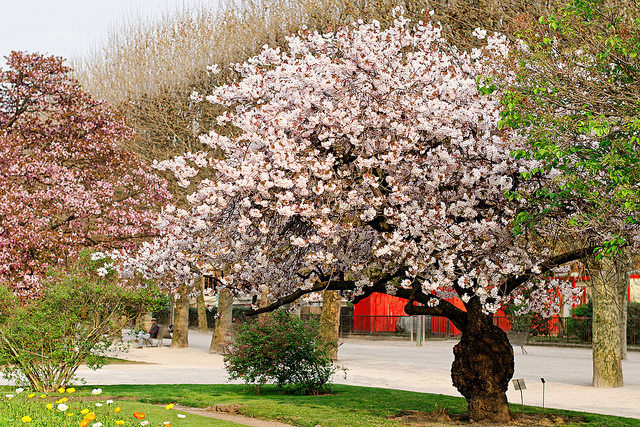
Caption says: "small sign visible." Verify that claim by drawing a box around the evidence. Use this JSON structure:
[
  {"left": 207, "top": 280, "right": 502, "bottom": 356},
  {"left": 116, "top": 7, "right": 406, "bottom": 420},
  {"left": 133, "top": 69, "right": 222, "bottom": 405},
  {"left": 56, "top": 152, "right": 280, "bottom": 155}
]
[{"left": 512, "top": 378, "right": 526, "bottom": 390}]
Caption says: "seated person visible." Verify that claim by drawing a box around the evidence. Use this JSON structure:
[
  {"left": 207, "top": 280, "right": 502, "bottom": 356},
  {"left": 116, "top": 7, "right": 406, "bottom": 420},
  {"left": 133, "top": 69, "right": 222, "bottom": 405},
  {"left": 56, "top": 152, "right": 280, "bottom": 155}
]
[{"left": 137, "top": 318, "right": 160, "bottom": 347}]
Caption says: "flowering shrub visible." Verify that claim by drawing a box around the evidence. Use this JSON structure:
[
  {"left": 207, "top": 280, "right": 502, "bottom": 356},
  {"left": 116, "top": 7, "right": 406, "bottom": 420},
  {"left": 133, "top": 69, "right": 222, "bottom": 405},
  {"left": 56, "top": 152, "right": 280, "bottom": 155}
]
[
  {"left": 0, "top": 252, "right": 169, "bottom": 392},
  {"left": 225, "top": 311, "right": 340, "bottom": 395}
]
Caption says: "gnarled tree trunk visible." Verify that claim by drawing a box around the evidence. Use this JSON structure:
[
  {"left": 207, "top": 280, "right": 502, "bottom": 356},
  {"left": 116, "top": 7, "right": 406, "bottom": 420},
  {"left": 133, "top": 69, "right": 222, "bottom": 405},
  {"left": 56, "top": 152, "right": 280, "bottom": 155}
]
[
  {"left": 451, "top": 301, "right": 513, "bottom": 423},
  {"left": 210, "top": 288, "right": 233, "bottom": 353},
  {"left": 171, "top": 285, "right": 190, "bottom": 348},
  {"left": 318, "top": 290, "right": 341, "bottom": 360}
]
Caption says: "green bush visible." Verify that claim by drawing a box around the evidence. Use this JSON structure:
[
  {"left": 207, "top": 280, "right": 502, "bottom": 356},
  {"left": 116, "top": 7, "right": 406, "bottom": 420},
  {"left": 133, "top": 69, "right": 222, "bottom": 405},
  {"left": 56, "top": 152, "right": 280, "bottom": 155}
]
[
  {"left": 566, "top": 301, "right": 593, "bottom": 343},
  {"left": 626, "top": 302, "right": 640, "bottom": 345},
  {"left": 224, "top": 310, "right": 340, "bottom": 395},
  {"left": 0, "top": 252, "right": 169, "bottom": 392}
]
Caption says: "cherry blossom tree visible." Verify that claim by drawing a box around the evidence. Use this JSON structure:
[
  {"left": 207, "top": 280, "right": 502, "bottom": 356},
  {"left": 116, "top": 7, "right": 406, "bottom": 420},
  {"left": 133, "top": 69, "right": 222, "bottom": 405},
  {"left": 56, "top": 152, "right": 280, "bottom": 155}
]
[
  {"left": 117, "top": 13, "right": 617, "bottom": 422},
  {"left": 0, "top": 52, "right": 169, "bottom": 297}
]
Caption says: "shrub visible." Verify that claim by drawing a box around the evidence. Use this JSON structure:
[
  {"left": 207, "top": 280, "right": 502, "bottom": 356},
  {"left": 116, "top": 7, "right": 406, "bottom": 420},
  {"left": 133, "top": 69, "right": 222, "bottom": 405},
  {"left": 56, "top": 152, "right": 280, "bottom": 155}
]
[
  {"left": 224, "top": 310, "right": 340, "bottom": 395},
  {"left": 0, "top": 252, "right": 169, "bottom": 392},
  {"left": 565, "top": 301, "right": 592, "bottom": 343}
]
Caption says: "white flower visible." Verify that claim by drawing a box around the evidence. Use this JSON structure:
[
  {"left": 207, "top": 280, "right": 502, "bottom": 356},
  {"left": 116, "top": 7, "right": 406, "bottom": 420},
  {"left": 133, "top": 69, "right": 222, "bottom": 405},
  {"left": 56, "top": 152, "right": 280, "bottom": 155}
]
[
  {"left": 106, "top": 399, "right": 114, "bottom": 404},
  {"left": 96, "top": 267, "right": 108, "bottom": 277},
  {"left": 190, "top": 91, "right": 204, "bottom": 103},
  {"left": 57, "top": 403, "right": 68, "bottom": 411},
  {"left": 140, "top": 422, "right": 149, "bottom": 426},
  {"left": 207, "top": 64, "right": 221, "bottom": 74},
  {"left": 95, "top": 402, "right": 103, "bottom": 407},
  {"left": 5, "top": 394, "right": 14, "bottom": 398},
  {"left": 177, "top": 414, "right": 186, "bottom": 418},
  {"left": 15, "top": 388, "right": 24, "bottom": 394},
  {"left": 472, "top": 27, "right": 487, "bottom": 40},
  {"left": 91, "top": 388, "right": 102, "bottom": 395},
  {"left": 93, "top": 423, "right": 103, "bottom": 427},
  {"left": 90, "top": 252, "right": 106, "bottom": 261}
]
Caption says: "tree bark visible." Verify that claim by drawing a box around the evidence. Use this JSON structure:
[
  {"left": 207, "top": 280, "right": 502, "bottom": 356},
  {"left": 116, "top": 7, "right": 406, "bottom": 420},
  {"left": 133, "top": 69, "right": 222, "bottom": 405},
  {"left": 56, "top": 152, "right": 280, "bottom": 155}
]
[
  {"left": 197, "top": 278, "right": 209, "bottom": 333},
  {"left": 210, "top": 288, "right": 233, "bottom": 354},
  {"left": 590, "top": 257, "right": 625, "bottom": 387},
  {"left": 171, "top": 285, "right": 190, "bottom": 348},
  {"left": 451, "top": 300, "right": 513, "bottom": 423},
  {"left": 318, "top": 290, "right": 341, "bottom": 360}
]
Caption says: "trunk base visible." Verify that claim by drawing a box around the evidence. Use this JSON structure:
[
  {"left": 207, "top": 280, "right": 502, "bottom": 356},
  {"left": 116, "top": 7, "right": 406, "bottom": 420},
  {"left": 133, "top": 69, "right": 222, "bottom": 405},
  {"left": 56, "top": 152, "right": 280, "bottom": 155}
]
[
  {"left": 451, "top": 309, "right": 513, "bottom": 423},
  {"left": 467, "top": 393, "right": 511, "bottom": 423}
]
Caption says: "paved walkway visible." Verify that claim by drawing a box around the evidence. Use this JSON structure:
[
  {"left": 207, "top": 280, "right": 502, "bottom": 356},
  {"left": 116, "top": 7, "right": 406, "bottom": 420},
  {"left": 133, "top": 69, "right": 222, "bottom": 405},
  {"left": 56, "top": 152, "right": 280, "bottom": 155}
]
[{"left": 5, "top": 330, "right": 639, "bottom": 420}]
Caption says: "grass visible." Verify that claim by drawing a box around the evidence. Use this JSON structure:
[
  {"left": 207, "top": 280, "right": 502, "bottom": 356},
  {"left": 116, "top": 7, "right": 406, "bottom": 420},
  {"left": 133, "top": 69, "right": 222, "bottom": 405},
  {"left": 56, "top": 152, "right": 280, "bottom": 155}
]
[
  {"left": 0, "top": 388, "right": 239, "bottom": 426},
  {"left": 0, "top": 384, "right": 637, "bottom": 426},
  {"left": 1, "top": 384, "right": 635, "bottom": 427}
]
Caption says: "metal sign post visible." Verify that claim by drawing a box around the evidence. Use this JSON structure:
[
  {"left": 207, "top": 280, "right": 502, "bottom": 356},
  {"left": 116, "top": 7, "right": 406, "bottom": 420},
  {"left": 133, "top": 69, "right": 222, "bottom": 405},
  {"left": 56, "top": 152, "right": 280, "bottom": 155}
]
[
  {"left": 512, "top": 378, "right": 527, "bottom": 415},
  {"left": 540, "top": 378, "right": 546, "bottom": 413}
]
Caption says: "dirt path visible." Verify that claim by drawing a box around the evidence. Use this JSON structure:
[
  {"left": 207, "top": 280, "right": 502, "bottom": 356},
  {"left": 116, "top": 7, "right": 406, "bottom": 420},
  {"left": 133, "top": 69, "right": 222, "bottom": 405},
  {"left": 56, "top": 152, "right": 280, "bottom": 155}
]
[{"left": 173, "top": 404, "right": 295, "bottom": 426}]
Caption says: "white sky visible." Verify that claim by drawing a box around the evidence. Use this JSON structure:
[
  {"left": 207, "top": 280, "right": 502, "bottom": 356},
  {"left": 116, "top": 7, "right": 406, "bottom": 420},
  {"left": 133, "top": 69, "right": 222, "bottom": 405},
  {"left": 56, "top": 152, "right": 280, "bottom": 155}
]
[{"left": 0, "top": 0, "right": 215, "bottom": 64}]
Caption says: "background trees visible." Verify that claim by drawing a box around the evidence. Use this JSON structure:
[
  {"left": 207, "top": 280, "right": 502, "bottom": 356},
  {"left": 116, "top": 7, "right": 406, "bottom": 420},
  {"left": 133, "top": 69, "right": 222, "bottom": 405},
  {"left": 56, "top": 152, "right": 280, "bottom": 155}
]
[
  {"left": 0, "top": 52, "right": 169, "bottom": 297},
  {"left": 501, "top": 0, "right": 640, "bottom": 387}
]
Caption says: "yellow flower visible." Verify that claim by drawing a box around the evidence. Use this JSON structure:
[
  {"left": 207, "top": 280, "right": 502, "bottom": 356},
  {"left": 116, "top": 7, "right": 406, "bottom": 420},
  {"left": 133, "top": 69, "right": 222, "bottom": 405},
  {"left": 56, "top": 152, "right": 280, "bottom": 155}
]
[
  {"left": 115, "top": 421, "right": 124, "bottom": 426},
  {"left": 165, "top": 403, "right": 174, "bottom": 410},
  {"left": 27, "top": 393, "right": 35, "bottom": 398},
  {"left": 66, "top": 413, "right": 74, "bottom": 417},
  {"left": 39, "top": 394, "right": 46, "bottom": 399},
  {"left": 114, "top": 406, "right": 121, "bottom": 413},
  {"left": 57, "top": 387, "right": 65, "bottom": 393},
  {"left": 46, "top": 403, "right": 53, "bottom": 410},
  {"left": 20, "top": 415, "right": 32, "bottom": 423},
  {"left": 66, "top": 387, "right": 76, "bottom": 393},
  {"left": 56, "top": 397, "right": 68, "bottom": 404},
  {"left": 80, "top": 409, "right": 90, "bottom": 415}
]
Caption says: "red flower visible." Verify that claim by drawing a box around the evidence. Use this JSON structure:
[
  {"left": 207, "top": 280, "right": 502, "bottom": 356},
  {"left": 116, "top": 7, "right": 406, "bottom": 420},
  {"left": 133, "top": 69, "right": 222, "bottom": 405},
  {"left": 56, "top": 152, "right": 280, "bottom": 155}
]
[{"left": 133, "top": 412, "right": 146, "bottom": 420}]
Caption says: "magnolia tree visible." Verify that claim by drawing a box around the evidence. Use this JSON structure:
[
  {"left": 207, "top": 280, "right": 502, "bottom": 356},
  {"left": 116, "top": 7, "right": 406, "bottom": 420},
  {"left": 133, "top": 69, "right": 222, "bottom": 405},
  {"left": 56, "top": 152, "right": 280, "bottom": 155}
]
[
  {"left": 118, "top": 13, "right": 612, "bottom": 422},
  {"left": 0, "top": 52, "right": 169, "bottom": 297}
]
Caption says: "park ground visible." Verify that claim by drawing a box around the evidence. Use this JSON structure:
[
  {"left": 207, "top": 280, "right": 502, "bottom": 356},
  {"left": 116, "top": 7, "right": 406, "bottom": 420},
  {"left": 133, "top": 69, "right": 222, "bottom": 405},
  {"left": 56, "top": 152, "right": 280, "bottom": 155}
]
[{"left": 53, "top": 330, "right": 640, "bottom": 420}]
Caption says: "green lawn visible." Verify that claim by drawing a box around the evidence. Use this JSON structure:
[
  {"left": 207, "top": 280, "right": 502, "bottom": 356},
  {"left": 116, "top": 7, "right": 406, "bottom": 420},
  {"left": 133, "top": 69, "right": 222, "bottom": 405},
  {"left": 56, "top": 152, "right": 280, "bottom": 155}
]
[{"left": 1, "top": 384, "right": 638, "bottom": 426}]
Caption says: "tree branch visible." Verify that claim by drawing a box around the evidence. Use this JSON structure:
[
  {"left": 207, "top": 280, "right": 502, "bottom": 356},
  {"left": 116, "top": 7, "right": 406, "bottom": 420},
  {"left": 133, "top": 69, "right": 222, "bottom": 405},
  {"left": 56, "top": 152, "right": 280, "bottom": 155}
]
[{"left": 500, "top": 245, "right": 599, "bottom": 297}]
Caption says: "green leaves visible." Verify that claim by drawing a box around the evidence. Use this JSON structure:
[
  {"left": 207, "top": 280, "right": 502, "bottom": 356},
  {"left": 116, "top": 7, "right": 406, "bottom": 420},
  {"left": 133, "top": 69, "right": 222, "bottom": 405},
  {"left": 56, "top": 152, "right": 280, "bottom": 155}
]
[{"left": 502, "top": 0, "right": 640, "bottom": 242}]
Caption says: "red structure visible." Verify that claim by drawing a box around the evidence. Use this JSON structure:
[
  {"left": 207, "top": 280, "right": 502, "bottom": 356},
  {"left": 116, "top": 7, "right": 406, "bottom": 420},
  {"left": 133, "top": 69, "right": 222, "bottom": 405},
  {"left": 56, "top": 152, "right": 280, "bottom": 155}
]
[
  {"left": 352, "top": 275, "right": 637, "bottom": 335},
  {"left": 353, "top": 293, "right": 406, "bottom": 332}
]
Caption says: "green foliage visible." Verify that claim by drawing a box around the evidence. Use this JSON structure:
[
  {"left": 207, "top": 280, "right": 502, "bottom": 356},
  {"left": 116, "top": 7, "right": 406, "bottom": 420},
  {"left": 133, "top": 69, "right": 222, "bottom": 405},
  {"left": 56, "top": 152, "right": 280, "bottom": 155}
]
[
  {"left": 566, "top": 300, "right": 640, "bottom": 344},
  {"left": 0, "top": 252, "right": 169, "bottom": 392},
  {"left": 566, "top": 301, "right": 593, "bottom": 342},
  {"left": 224, "top": 310, "right": 340, "bottom": 395},
  {"left": 502, "top": 0, "right": 640, "bottom": 253}
]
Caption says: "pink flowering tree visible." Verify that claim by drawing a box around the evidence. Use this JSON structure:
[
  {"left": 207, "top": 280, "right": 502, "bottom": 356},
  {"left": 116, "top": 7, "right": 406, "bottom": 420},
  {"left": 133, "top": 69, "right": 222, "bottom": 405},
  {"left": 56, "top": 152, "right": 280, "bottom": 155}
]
[
  {"left": 0, "top": 52, "right": 170, "bottom": 297},
  {"left": 119, "top": 13, "right": 606, "bottom": 422}
]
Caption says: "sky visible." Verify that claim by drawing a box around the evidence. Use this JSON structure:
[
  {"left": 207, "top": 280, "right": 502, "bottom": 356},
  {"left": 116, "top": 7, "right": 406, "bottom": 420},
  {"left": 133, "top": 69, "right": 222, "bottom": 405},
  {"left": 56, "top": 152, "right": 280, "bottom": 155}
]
[{"left": 0, "top": 0, "right": 214, "bottom": 64}]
